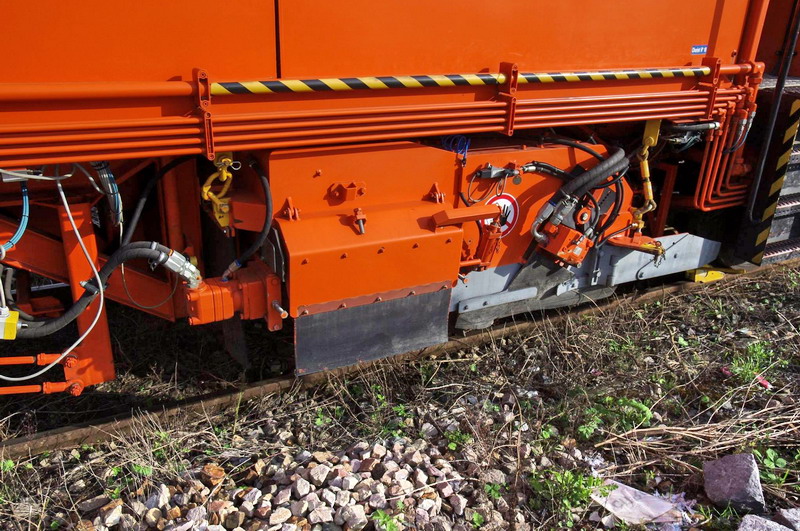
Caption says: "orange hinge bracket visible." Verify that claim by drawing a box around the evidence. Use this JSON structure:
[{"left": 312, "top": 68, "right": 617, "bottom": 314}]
[
  {"left": 282, "top": 197, "right": 301, "bottom": 221},
  {"left": 429, "top": 182, "right": 446, "bottom": 204},
  {"left": 700, "top": 57, "right": 722, "bottom": 120},
  {"left": 498, "top": 62, "right": 519, "bottom": 136},
  {"left": 194, "top": 68, "right": 215, "bottom": 161}
]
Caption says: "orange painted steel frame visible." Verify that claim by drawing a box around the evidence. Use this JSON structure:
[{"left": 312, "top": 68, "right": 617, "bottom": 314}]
[
  {"left": 0, "top": 0, "right": 774, "bottom": 394},
  {"left": 0, "top": 0, "right": 766, "bottom": 167}
]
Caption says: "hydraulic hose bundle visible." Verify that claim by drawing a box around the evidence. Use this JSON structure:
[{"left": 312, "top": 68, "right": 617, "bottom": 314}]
[
  {"left": 526, "top": 146, "right": 629, "bottom": 246},
  {"left": 16, "top": 242, "right": 200, "bottom": 339}
]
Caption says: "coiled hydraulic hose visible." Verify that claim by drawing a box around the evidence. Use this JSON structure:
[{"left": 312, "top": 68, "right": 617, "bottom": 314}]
[
  {"left": 529, "top": 146, "right": 628, "bottom": 244},
  {"left": 560, "top": 147, "right": 628, "bottom": 199},
  {"left": 122, "top": 156, "right": 195, "bottom": 247},
  {"left": 221, "top": 158, "right": 274, "bottom": 280},
  {"left": 16, "top": 242, "right": 198, "bottom": 339}
]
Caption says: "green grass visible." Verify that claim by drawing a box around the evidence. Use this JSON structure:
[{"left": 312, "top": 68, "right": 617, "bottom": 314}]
[
  {"left": 577, "top": 396, "right": 652, "bottom": 440},
  {"left": 445, "top": 430, "right": 473, "bottom": 451},
  {"left": 529, "top": 470, "right": 609, "bottom": 528},
  {"left": 372, "top": 509, "right": 402, "bottom": 531},
  {"left": 730, "top": 341, "right": 786, "bottom": 384}
]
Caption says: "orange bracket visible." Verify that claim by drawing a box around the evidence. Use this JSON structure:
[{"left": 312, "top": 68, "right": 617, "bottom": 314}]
[
  {"left": 329, "top": 182, "right": 366, "bottom": 202},
  {"left": 607, "top": 230, "right": 664, "bottom": 255},
  {"left": 429, "top": 183, "right": 446, "bottom": 203},
  {"left": 433, "top": 204, "right": 500, "bottom": 227}
]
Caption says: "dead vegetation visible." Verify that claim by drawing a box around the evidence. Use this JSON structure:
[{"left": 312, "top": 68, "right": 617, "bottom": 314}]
[{"left": 0, "top": 264, "right": 799, "bottom": 529}]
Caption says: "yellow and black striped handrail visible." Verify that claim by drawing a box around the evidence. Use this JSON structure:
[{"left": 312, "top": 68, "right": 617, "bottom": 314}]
[{"left": 211, "top": 66, "right": 712, "bottom": 96}]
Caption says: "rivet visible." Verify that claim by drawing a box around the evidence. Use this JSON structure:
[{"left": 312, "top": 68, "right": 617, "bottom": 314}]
[
  {"left": 314, "top": 169, "right": 322, "bottom": 177},
  {"left": 272, "top": 325, "right": 280, "bottom": 331},
  {"left": 446, "top": 238, "right": 453, "bottom": 244},
  {"left": 339, "top": 303, "right": 347, "bottom": 309},
  {"left": 301, "top": 309, "right": 309, "bottom": 315},
  {"left": 375, "top": 297, "right": 382, "bottom": 302},
  {"left": 341, "top": 253, "right": 348, "bottom": 259},
  {"left": 412, "top": 243, "right": 419, "bottom": 249},
  {"left": 378, "top": 247, "right": 385, "bottom": 254},
  {"left": 409, "top": 290, "right": 416, "bottom": 296},
  {"left": 301, "top": 258, "right": 309, "bottom": 265}
]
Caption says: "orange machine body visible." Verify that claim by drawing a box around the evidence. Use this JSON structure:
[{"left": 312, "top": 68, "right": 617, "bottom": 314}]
[
  {"left": 0, "top": 0, "right": 786, "bottom": 393},
  {"left": 0, "top": 0, "right": 762, "bottom": 167}
]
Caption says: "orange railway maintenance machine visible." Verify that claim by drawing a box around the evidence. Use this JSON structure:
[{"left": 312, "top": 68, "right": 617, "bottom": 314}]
[{"left": 0, "top": 0, "right": 798, "bottom": 394}]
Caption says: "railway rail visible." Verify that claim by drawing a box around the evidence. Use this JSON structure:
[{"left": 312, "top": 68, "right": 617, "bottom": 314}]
[{"left": 2, "top": 260, "right": 793, "bottom": 461}]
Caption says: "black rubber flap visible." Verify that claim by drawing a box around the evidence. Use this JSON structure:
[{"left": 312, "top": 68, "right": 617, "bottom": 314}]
[{"left": 295, "top": 289, "right": 450, "bottom": 375}]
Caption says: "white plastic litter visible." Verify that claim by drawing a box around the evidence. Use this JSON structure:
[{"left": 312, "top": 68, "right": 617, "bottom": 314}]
[{"left": 591, "top": 480, "right": 684, "bottom": 526}]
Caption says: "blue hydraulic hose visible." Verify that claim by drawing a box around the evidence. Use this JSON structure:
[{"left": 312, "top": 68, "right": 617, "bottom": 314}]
[{"left": 3, "top": 182, "right": 29, "bottom": 251}]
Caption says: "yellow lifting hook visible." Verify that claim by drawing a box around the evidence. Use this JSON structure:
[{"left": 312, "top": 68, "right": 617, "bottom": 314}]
[{"left": 202, "top": 152, "right": 240, "bottom": 228}]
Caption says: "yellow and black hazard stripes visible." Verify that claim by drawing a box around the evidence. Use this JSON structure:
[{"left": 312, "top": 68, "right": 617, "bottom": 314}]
[
  {"left": 749, "top": 98, "right": 800, "bottom": 264},
  {"left": 211, "top": 74, "right": 506, "bottom": 96},
  {"left": 518, "top": 66, "right": 711, "bottom": 84},
  {"left": 210, "top": 66, "right": 712, "bottom": 96}
]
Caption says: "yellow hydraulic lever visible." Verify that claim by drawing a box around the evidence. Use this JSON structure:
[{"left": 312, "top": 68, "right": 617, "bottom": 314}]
[{"left": 633, "top": 119, "right": 661, "bottom": 229}]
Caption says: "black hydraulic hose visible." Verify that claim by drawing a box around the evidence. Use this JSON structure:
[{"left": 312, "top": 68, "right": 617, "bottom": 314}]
[
  {"left": 573, "top": 159, "right": 629, "bottom": 199},
  {"left": 746, "top": 3, "right": 800, "bottom": 223},
  {"left": 1, "top": 267, "right": 38, "bottom": 322},
  {"left": 525, "top": 161, "right": 574, "bottom": 181},
  {"left": 594, "top": 180, "right": 625, "bottom": 241},
  {"left": 543, "top": 137, "right": 606, "bottom": 161},
  {"left": 121, "top": 156, "right": 195, "bottom": 247},
  {"left": 593, "top": 168, "right": 628, "bottom": 190},
  {"left": 663, "top": 121, "right": 718, "bottom": 132},
  {"left": 17, "top": 243, "right": 173, "bottom": 339},
  {"left": 222, "top": 158, "right": 273, "bottom": 279},
  {"left": 596, "top": 222, "right": 635, "bottom": 249},
  {"left": 559, "top": 147, "right": 626, "bottom": 199}
]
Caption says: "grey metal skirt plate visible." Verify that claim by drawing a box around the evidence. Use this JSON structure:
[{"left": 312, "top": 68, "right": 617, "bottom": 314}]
[
  {"left": 455, "top": 285, "right": 615, "bottom": 330},
  {"left": 294, "top": 289, "right": 450, "bottom": 375}
]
